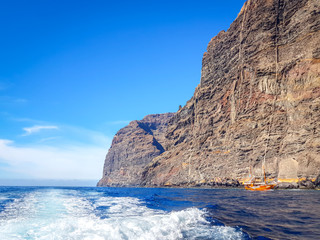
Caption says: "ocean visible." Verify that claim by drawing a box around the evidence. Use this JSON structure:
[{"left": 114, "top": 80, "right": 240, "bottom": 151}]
[{"left": 0, "top": 187, "right": 319, "bottom": 240}]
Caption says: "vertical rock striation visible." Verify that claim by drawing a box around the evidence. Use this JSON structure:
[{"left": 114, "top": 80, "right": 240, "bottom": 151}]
[
  {"left": 98, "top": 0, "right": 320, "bottom": 188},
  {"left": 141, "top": 0, "right": 320, "bottom": 187},
  {"left": 97, "top": 113, "right": 174, "bottom": 186}
]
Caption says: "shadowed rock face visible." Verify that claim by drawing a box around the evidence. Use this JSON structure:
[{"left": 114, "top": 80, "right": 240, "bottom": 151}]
[
  {"left": 97, "top": 113, "right": 174, "bottom": 187},
  {"left": 141, "top": 0, "right": 320, "bottom": 187}
]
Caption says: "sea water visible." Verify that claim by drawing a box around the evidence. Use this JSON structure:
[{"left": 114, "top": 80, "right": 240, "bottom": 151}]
[{"left": 0, "top": 187, "right": 319, "bottom": 240}]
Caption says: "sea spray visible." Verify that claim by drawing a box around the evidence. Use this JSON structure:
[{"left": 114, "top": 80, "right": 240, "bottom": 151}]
[{"left": 0, "top": 188, "right": 247, "bottom": 240}]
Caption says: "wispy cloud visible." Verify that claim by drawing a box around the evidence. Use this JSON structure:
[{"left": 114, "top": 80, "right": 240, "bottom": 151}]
[
  {"left": 12, "top": 117, "right": 39, "bottom": 123},
  {"left": 7, "top": 114, "right": 47, "bottom": 124},
  {"left": 0, "top": 139, "right": 108, "bottom": 180},
  {"left": 0, "top": 117, "right": 112, "bottom": 180},
  {"left": 38, "top": 136, "right": 61, "bottom": 143},
  {"left": 22, "top": 125, "right": 59, "bottom": 136}
]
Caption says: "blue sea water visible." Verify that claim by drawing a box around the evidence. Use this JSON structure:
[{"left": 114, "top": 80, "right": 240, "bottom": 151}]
[{"left": 0, "top": 187, "right": 319, "bottom": 240}]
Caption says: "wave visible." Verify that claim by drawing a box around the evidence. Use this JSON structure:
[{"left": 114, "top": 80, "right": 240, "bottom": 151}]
[{"left": 0, "top": 188, "right": 247, "bottom": 240}]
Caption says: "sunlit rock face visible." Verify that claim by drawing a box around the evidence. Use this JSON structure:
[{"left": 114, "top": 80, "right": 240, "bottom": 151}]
[
  {"left": 97, "top": 113, "right": 174, "bottom": 187},
  {"left": 99, "top": 0, "right": 320, "bottom": 188},
  {"left": 141, "top": 0, "right": 320, "bottom": 188}
]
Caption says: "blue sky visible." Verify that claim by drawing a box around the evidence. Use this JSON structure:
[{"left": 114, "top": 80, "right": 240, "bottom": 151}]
[{"left": 0, "top": 0, "right": 246, "bottom": 184}]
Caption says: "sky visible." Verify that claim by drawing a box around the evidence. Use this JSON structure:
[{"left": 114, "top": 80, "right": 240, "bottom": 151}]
[{"left": 0, "top": 0, "right": 246, "bottom": 185}]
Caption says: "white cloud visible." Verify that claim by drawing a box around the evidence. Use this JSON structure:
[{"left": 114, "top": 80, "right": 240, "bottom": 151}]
[
  {"left": 0, "top": 120, "right": 112, "bottom": 180},
  {"left": 0, "top": 139, "right": 109, "bottom": 180},
  {"left": 23, "top": 125, "right": 59, "bottom": 136},
  {"left": 38, "top": 137, "right": 61, "bottom": 143}
]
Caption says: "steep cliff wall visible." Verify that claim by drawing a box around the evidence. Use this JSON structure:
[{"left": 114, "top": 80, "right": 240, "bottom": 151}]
[
  {"left": 142, "top": 0, "right": 320, "bottom": 188},
  {"left": 97, "top": 113, "right": 174, "bottom": 186}
]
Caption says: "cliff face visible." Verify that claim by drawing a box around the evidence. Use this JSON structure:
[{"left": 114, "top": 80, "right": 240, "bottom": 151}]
[
  {"left": 97, "top": 113, "right": 174, "bottom": 186},
  {"left": 98, "top": 0, "right": 320, "bottom": 188},
  {"left": 141, "top": 0, "right": 320, "bottom": 187}
]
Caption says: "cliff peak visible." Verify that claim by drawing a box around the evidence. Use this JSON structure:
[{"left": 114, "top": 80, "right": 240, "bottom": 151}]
[{"left": 97, "top": 113, "right": 174, "bottom": 186}]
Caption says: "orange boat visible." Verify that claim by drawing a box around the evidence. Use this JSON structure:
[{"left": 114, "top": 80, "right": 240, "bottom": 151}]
[
  {"left": 244, "top": 182, "right": 276, "bottom": 191},
  {"left": 244, "top": 166, "right": 277, "bottom": 191}
]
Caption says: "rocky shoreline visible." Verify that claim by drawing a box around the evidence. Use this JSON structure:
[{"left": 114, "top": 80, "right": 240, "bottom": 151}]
[{"left": 99, "top": 177, "right": 320, "bottom": 190}]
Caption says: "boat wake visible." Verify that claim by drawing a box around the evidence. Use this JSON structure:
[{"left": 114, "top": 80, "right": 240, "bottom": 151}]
[{"left": 0, "top": 188, "right": 248, "bottom": 240}]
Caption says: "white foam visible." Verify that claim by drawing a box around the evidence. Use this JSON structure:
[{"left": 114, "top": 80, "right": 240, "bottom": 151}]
[{"left": 0, "top": 189, "right": 246, "bottom": 240}]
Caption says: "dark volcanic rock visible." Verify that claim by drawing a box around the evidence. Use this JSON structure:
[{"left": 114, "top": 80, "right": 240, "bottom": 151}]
[
  {"left": 141, "top": 0, "right": 320, "bottom": 187},
  {"left": 298, "top": 178, "right": 315, "bottom": 189},
  {"left": 315, "top": 174, "right": 320, "bottom": 188},
  {"left": 97, "top": 113, "right": 174, "bottom": 186}
]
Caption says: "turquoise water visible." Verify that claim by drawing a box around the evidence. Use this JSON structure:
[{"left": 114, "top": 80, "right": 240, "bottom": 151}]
[{"left": 0, "top": 187, "right": 319, "bottom": 239}]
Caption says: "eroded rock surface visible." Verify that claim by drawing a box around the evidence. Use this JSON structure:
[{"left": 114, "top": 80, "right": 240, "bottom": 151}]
[
  {"left": 141, "top": 0, "right": 320, "bottom": 187},
  {"left": 98, "top": 0, "right": 320, "bottom": 188},
  {"left": 97, "top": 113, "right": 174, "bottom": 186}
]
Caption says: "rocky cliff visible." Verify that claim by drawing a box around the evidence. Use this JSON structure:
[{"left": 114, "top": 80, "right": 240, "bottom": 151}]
[
  {"left": 97, "top": 113, "right": 174, "bottom": 186},
  {"left": 98, "top": 0, "right": 320, "bottom": 188},
  {"left": 141, "top": 0, "right": 320, "bottom": 188}
]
